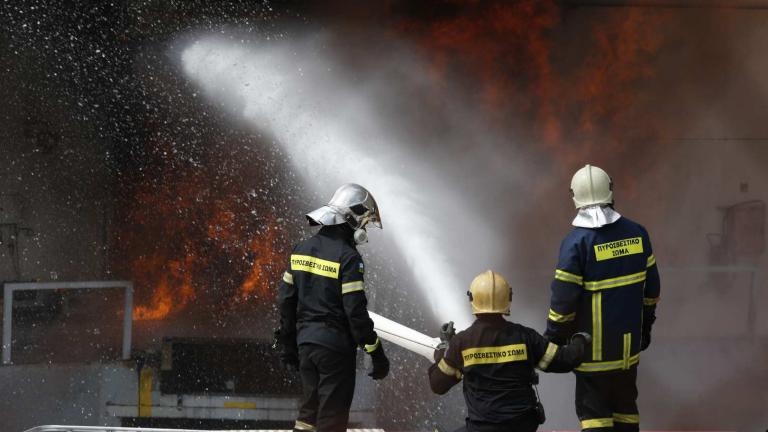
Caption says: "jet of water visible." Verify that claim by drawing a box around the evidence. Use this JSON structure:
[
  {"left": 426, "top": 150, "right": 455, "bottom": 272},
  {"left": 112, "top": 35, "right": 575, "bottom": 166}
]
[{"left": 181, "top": 35, "right": 497, "bottom": 329}]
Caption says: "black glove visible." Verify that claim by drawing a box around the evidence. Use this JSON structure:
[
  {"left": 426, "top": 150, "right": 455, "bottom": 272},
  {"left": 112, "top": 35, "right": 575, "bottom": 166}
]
[
  {"left": 368, "top": 345, "right": 390, "bottom": 380},
  {"left": 571, "top": 332, "right": 592, "bottom": 345},
  {"left": 544, "top": 332, "right": 568, "bottom": 346},
  {"left": 640, "top": 330, "right": 651, "bottom": 351},
  {"left": 433, "top": 347, "right": 446, "bottom": 363},
  {"left": 280, "top": 348, "right": 299, "bottom": 371},
  {"left": 440, "top": 321, "right": 455, "bottom": 343},
  {"left": 435, "top": 322, "right": 455, "bottom": 355},
  {"left": 273, "top": 327, "right": 299, "bottom": 371},
  {"left": 641, "top": 311, "right": 656, "bottom": 351}
]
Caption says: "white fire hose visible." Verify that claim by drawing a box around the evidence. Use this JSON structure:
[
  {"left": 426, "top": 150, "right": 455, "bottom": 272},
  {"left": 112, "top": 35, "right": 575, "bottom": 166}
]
[{"left": 368, "top": 311, "right": 442, "bottom": 361}]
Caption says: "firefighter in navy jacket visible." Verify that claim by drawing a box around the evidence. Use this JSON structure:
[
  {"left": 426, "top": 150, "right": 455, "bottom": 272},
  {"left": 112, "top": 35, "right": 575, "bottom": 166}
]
[
  {"left": 429, "top": 270, "right": 591, "bottom": 432},
  {"left": 545, "top": 165, "right": 661, "bottom": 432},
  {"left": 277, "top": 184, "right": 389, "bottom": 432}
]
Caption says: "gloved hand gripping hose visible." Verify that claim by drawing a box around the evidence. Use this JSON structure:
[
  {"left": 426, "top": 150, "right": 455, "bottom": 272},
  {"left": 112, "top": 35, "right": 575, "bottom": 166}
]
[{"left": 365, "top": 338, "right": 390, "bottom": 380}]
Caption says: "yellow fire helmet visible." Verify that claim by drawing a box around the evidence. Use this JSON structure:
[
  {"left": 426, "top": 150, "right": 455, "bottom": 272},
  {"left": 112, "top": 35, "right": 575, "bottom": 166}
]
[
  {"left": 467, "top": 270, "right": 512, "bottom": 315},
  {"left": 570, "top": 164, "right": 613, "bottom": 209}
]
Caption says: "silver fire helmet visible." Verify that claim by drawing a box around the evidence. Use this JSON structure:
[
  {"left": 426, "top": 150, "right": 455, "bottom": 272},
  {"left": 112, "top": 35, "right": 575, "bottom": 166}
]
[{"left": 306, "top": 183, "right": 383, "bottom": 230}]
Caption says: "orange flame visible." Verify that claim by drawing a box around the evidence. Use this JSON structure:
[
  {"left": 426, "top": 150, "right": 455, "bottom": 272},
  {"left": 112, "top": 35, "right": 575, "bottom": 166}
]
[
  {"left": 239, "top": 227, "right": 282, "bottom": 300},
  {"left": 401, "top": 1, "right": 669, "bottom": 178},
  {"left": 132, "top": 255, "right": 196, "bottom": 320},
  {"left": 114, "top": 141, "right": 288, "bottom": 322}
]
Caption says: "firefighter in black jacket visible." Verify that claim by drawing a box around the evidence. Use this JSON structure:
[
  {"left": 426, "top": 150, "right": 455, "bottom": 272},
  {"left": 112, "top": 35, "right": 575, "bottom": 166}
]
[
  {"left": 545, "top": 164, "right": 661, "bottom": 432},
  {"left": 277, "top": 183, "right": 390, "bottom": 432},
  {"left": 429, "top": 270, "right": 591, "bottom": 432}
]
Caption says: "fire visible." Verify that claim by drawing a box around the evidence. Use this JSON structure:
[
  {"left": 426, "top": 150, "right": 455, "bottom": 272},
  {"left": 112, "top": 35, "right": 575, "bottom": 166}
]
[
  {"left": 132, "top": 256, "right": 196, "bottom": 320},
  {"left": 239, "top": 227, "right": 282, "bottom": 300},
  {"left": 116, "top": 2, "right": 670, "bottom": 321},
  {"left": 400, "top": 1, "right": 669, "bottom": 179},
  {"left": 113, "top": 140, "right": 289, "bottom": 322}
]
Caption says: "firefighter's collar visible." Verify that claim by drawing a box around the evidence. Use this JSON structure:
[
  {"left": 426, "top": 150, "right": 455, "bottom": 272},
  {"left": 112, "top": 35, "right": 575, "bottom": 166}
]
[{"left": 572, "top": 205, "right": 621, "bottom": 228}]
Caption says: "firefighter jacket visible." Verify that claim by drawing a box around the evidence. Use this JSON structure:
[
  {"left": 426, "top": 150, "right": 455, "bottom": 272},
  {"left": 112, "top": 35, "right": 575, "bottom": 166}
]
[
  {"left": 545, "top": 216, "right": 661, "bottom": 374},
  {"left": 277, "top": 225, "right": 379, "bottom": 355},
  {"left": 429, "top": 315, "right": 587, "bottom": 425}
]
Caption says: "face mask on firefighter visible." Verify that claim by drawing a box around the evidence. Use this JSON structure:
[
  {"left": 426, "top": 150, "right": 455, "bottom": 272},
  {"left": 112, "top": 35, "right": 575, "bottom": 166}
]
[{"left": 346, "top": 208, "right": 371, "bottom": 245}]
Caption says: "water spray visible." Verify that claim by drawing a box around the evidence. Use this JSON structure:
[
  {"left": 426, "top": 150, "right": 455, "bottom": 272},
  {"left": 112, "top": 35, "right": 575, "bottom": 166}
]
[{"left": 180, "top": 35, "right": 494, "bottom": 329}]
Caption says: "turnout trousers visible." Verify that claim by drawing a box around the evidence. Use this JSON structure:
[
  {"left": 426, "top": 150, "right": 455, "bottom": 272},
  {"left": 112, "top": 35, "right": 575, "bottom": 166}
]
[
  {"left": 295, "top": 344, "right": 356, "bottom": 432},
  {"left": 575, "top": 368, "right": 639, "bottom": 432},
  {"left": 459, "top": 410, "right": 539, "bottom": 432}
]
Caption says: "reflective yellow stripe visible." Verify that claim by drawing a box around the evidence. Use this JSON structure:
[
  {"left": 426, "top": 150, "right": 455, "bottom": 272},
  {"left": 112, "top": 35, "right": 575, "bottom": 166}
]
[
  {"left": 592, "top": 292, "right": 602, "bottom": 361},
  {"left": 537, "top": 342, "right": 559, "bottom": 371},
  {"left": 223, "top": 401, "right": 257, "bottom": 409},
  {"left": 548, "top": 308, "right": 576, "bottom": 323},
  {"left": 584, "top": 271, "right": 646, "bottom": 291},
  {"left": 462, "top": 344, "right": 527, "bottom": 366},
  {"left": 294, "top": 420, "right": 316, "bottom": 431},
  {"left": 341, "top": 280, "right": 364, "bottom": 294},
  {"left": 646, "top": 254, "right": 656, "bottom": 268},
  {"left": 575, "top": 353, "right": 640, "bottom": 372},
  {"left": 644, "top": 297, "right": 659, "bottom": 306},
  {"left": 581, "top": 418, "right": 614, "bottom": 429},
  {"left": 282, "top": 271, "right": 293, "bottom": 285},
  {"left": 364, "top": 337, "right": 380, "bottom": 353},
  {"left": 555, "top": 269, "right": 583, "bottom": 285},
  {"left": 438, "top": 358, "right": 462, "bottom": 379},
  {"left": 290, "top": 254, "right": 340, "bottom": 279},
  {"left": 623, "top": 333, "right": 631, "bottom": 370},
  {"left": 613, "top": 412, "right": 639, "bottom": 423}
]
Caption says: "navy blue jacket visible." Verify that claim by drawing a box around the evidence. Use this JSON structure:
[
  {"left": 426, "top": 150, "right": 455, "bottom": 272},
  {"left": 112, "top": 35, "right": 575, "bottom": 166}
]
[
  {"left": 545, "top": 216, "right": 660, "bottom": 373},
  {"left": 277, "top": 225, "right": 378, "bottom": 354}
]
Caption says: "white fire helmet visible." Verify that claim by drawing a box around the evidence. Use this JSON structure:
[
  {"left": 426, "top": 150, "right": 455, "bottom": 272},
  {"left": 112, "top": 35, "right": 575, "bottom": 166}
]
[
  {"left": 467, "top": 270, "right": 512, "bottom": 315},
  {"left": 570, "top": 164, "right": 613, "bottom": 209},
  {"left": 306, "top": 183, "right": 382, "bottom": 243}
]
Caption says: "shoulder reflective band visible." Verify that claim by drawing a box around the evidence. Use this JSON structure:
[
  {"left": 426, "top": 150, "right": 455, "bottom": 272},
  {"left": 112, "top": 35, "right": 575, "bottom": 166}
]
[
  {"left": 364, "top": 337, "right": 380, "bottom": 353},
  {"left": 294, "top": 420, "right": 316, "bottom": 431},
  {"left": 462, "top": 344, "right": 527, "bottom": 367},
  {"left": 647, "top": 254, "right": 656, "bottom": 268},
  {"left": 613, "top": 413, "right": 639, "bottom": 424},
  {"left": 584, "top": 271, "right": 646, "bottom": 291},
  {"left": 282, "top": 272, "right": 294, "bottom": 285},
  {"left": 581, "top": 418, "right": 614, "bottom": 429},
  {"left": 575, "top": 353, "right": 640, "bottom": 372},
  {"left": 537, "top": 342, "right": 559, "bottom": 371},
  {"left": 341, "top": 280, "right": 364, "bottom": 294},
  {"left": 438, "top": 358, "right": 462, "bottom": 379},
  {"left": 594, "top": 237, "right": 643, "bottom": 261},
  {"left": 548, "top": 308, "right": 576, "bottom": 323},
  {"left": 554, "top": 269, "right": 583, "bottom": 285},
  {"left": 290, "top": 254, "right": 340, "bottom": 279},
  {"left": 644, "top": 297, "right": 660, "bottom": 306},
  {"left": 592, "top": 292, "right": 602, "bottom": 361}
]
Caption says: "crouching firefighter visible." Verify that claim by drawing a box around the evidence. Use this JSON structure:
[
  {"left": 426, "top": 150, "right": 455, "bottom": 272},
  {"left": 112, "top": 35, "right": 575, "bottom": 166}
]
[
  {"left": 545, "top": 164, "right": 661, "bottom": 431},
  {"left": 428, "top": 270, "right": 591, "bottom": 432},
  {"left": 276, "top": 183, "right": 390, "bottom": 432}
]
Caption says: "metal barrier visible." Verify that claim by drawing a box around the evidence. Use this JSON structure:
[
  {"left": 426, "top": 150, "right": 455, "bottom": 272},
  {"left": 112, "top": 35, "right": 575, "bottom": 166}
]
[
  {"left": 3, "top": 281, "right": 134, "bottom": 364},
  {"left": 24, "top": 427, "right": 384, "bottom": 432},
  {"left": 24, "top": 427, "right": 210, "bottom": 432}
]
